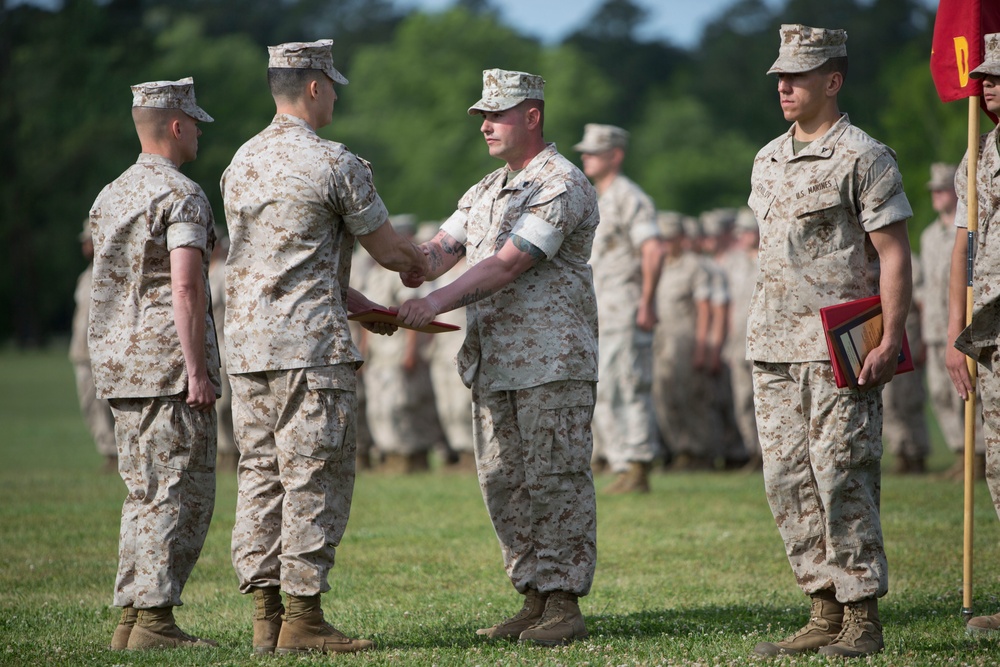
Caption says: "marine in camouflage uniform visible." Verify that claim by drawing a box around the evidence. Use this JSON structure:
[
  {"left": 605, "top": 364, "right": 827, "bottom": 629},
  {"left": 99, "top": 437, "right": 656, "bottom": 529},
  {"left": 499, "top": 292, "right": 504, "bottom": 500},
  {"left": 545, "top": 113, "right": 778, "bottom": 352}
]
[
  {"left": 719, "top": 208, "right": 761, "bottom": 468},
  {"left": 221, "top": 40, "right": 427, "bottom": 655},
  {"left": 397, "top": 69, "right": 598, "bottom": 647},
  {"left": 881, "top": 252, "right": 930, "bottom": 473},
  {"left": 70, "top": 217, "right": 117, "bottom": 472},
  {"left": 948, "top": 34, "right": 1000, "bottom": 634},
  {"left": 88, "top": 78, "right": 220, "bottom": 650},
  {"left": 748, "top": 25, "right": 913, "bottom": 659},
  {"left": 574, "top": 123, "right": 662, "bottom": 493},
  {"left": 359, "top": 214, "right": 443, "bottom": 472},
  {"left": 651, "top": 213, "right": 715, "bottom": 468},
  {"left": 921, "top": 162, "right": 986, "bottom": 479}
]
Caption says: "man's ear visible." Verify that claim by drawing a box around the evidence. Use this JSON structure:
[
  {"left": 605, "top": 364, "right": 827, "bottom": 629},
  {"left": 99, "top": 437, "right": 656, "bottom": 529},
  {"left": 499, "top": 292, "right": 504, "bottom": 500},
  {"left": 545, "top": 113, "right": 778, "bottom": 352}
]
[
  {"left": 169, "top": 117, "right": 184, "bottom": 140},
  {"left": 307, "top": 78, "right": 320, "bottom": 100},
  {"left": 826, "top": 71, "right": 844, "bottom": 97},
  {"left": 525, "top": 106, "right": 542, "bottom": 130}
]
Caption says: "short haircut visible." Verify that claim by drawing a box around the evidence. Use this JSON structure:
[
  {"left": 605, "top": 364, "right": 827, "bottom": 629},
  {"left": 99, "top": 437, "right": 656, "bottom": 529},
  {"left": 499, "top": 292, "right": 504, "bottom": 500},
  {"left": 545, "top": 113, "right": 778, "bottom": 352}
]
[
  {"left": 131, "top": 106, "right": 182, "bottom": 141},
  {"left": 268, "top": 68, "right": 324, "bottom": 101},
  {"left": 816, "top": 56, "right": 848, "bottom": 81},
  {"left": 520, "top": 98, "right": 545, "bottom": 134}
]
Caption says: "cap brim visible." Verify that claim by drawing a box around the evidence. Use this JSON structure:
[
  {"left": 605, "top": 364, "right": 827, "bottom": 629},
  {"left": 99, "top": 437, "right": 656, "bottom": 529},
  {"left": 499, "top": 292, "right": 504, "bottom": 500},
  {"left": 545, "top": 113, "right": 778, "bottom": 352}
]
[
  {"left": 467, "top": 96, "right": 525, "bottom": 116},
  {"left": 185, "top": 105, "right": 214, "bottom": 123},
  {"left": 325, "top": 66, "right": 349, "bottom": 85},
  {"left": 766, "top": 54, "right": 829, "bottom": 75},
  {"left": 970, "top": 62, "right": 1000, "bottom": 79}
]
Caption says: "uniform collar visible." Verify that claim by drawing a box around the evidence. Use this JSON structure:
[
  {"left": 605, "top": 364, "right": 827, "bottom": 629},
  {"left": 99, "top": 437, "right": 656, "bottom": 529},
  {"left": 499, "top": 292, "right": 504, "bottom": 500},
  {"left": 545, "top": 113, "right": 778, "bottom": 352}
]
[
  {"left": 775, "top": 113, "right": 851, "bottom": 162},
  {"left": 500, "top": 143, "right": 559, "bottom": 191},
  {"left": 273, "top": 113, "right": 317, "bottom": 134}
]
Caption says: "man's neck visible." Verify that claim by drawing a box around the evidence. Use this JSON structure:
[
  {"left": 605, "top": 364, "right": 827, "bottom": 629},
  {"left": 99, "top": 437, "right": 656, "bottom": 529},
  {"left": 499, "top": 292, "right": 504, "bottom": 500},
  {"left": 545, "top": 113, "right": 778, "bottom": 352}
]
[
  {"left": 593, "top": 170, "right": 619, "bottom": 196},
  {"left": 139, "top": 141, "right": 182, "bottom": 168},
  {"left": 793, "top": 108, "right": 841, "bottom": 142},
  {"left": 504, "top": 138, "right": 547, "bottom": 171},
  {"left": 275, "top": 102, "right": 319, "bottom": 132},
  {"left": 940, "top": 210, "right": 956, "bottom": 227}
]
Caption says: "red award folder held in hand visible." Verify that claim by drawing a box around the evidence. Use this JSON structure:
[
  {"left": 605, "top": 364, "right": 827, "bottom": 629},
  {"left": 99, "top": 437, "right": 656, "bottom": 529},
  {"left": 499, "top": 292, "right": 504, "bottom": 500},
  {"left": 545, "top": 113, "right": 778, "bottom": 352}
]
[
  {"left": 819, "top": 295, "right": 914, "bottom": 389},
  {"left": 348, "top": 307, "right": 461, "bottom": 334}
]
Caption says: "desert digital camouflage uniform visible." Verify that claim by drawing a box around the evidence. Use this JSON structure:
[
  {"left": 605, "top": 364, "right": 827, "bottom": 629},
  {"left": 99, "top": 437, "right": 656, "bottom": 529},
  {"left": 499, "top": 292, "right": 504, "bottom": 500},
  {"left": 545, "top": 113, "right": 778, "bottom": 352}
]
[
  {"left": 89, "top": 81, "right": 220, "bottom": 610},
  {"left": 585, "top": 171, "right": 659, "bottom": 473},
  {"left": 652, "top": 214, "right": 715, "bottom": 464},
  {"left": 208, "top": 240, "right": 237, "bottom": 465},
  {"left": 921, "top": 183, "right": 986, "bottom": 456},
  {"left": 426, "top": 259, "right": 474, "bottom": 460},
  {"left": 358, "top": 225, "right": 441, "bottom": 462},
  {"left": 954, "top": 108, "right": 1000, "bottom": 521},
  {"left": 70, "top": 222, "right": 117, "bottom": 463},
  {"left": 881, "top": 253, "right": 930, "bottom": 469},
  {"left": 719, "top": 209, "right": 760, "bottom": 462},
  {"left": 223, "top": 107, "right": 386, "bottom": 596},
  {"left": 747, "top": 110, "right": 912, "bottom": 602},
  {"left": 439, "top": 140, "right": 600, "bottom": 596}
]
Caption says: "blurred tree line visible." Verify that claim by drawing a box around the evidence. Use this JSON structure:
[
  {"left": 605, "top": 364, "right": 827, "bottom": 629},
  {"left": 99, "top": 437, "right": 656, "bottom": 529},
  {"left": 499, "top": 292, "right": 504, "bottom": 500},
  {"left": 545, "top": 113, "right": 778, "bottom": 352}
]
[{"left": 0, "top": 0, "right": 979, "bottom": 345}]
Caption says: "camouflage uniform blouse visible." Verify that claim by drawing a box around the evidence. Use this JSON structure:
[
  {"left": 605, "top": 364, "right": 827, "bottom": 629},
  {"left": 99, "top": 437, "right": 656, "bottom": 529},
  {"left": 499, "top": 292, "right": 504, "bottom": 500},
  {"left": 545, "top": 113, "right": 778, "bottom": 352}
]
[
  {"left": 746, "top": 114, "right": 912, "bottom": 363},
  {"left": 591, "top": 174, "right": 659, "bottom": 332},
  {"left": 955, "top": 126, "right": 1000, "bottom": 358},
  {"left": 440, "top": 143, "right": 600, "bottom": 391},
  {"left": 88, "top": 153, "right": 220, "bottom": 400},
  {"left": 221, "top": 114, "right": 388, "bottom": 375}
]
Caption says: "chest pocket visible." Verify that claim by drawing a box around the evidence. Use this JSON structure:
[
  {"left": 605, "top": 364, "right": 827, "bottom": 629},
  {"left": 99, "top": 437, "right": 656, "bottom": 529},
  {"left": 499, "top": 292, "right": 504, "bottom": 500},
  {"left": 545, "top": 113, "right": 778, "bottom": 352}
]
[
  {"left": 790, "top": 187, "right": 849, "bottom": 261},
  {"left": 748, "top": 187, "right": 773, "bottom": 223}
]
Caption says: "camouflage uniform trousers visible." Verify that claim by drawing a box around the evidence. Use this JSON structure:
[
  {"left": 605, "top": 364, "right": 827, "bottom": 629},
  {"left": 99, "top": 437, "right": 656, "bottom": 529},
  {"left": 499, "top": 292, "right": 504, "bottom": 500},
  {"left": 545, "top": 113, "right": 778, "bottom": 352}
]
[
  {"left": 926, "top": 341, "right": 985, "bottom": 454},
  {"left": 752, "top": 361, "right": 888, "bottom": 602},
  {"left": 729, "top": 356, "right": 760, "bottom": 458},
  {"left": 73, "top": 360, "right": 117, "bottom": 457},
  {"left": 364, "top": 362, "right": 439, "bottom": 456},
  {"left": 652, "top": 333, "right": 721, "bottom": 459},
  {"left": 216, "top": 356, "right": 237, "bottom": 456},
  {"left": 108, "top": 394, "right": 217, "bottom": 608},
  {"left": 431, "top": 355, "right": 474, "bottom": 453},
  {"left": 975, "top": 349, "right": 1000, "bottom": 520},
  {"left": 593, "top": 327, "right": 656, "bottom": 472},
  {"left": 473, "top": 378, "right": 597, "bottom": 596},
  {"left": 881, "top": 367, "right": 930, "bottom": 461},
  {"left": 230, "top": 365, "right": 357, "bottom": 596}
]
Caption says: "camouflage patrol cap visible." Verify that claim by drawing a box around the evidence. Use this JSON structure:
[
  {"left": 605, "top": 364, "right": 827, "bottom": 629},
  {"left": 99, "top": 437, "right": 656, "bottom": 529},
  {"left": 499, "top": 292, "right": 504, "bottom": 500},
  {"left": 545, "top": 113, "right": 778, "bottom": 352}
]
[
  {"left": 926, "top": 162, "right": 957, "bottom": 191},
  {"left": 267, "top": 39, "right": 348, "bottom": 85},
  {"left": 682, "top": 215, "right": 703, "bottom": 239},
  {"left": 468, "top": 68, "right": 544, "bottom": 115},
  {"left": 131, "top": 77, "right": 213, "bottom": 122},
  {"left": 735, "top": 207, "right": 759, "bottom": 233},
  {"left": 971, "top": 33, "right": 1000, "bottom": 78},
  {"left": 657, "top": 211, "right": 685, "bottom": 240},
  {"left": 767, "top": 24, "right": 847, "bottom": 75},
  {"left": 573, "top": 123, "right": 629, "bottom": 153},
  {"left": 700, "top": 208, "right": 737, "bottom": 237}
]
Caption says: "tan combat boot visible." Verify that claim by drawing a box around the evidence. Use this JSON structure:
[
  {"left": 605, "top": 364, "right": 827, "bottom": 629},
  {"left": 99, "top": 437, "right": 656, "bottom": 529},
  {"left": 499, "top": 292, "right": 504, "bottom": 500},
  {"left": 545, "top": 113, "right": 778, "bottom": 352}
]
[
  {"left": 967, "top": 610, "right": 1000, "bottom": 634},
  {"left": 518, "top": 591, "right": 588, "bottom": 646},
  {"left": 274, "top": 594, "right": 374, "bottom": 654},
  {"left": 125, "top": 607, "right": 218, "bottom": 649},
  {"left": 251, "top": 586, "right": 284, "bottom": 655},
  {"left": 605, "top": 462, "right": 651, "bottom": 494},
  {"left": 476, "top": 588, "right": 547, "bottom": 640},
  {"left": 753, "top": 590, "right": 843, "bottom": 656},
  {"left": 818, "top": 598, "right": 883, "bottom": 657},
  {"left": 109, "top": 605, "right": 137, "bottom": 650}
]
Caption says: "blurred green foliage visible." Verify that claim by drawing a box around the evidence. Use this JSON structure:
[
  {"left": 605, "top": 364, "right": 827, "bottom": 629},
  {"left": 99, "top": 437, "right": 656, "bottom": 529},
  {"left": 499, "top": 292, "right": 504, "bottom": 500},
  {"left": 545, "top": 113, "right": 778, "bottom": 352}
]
[{"left": 0, "top": 0, "right": 978, "bottom": 344}]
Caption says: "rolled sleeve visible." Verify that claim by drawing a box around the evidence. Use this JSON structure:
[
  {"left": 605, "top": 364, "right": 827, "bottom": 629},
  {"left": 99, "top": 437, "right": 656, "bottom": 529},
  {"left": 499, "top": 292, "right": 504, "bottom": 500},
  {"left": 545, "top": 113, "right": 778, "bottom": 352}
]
[
  {"left": 511, "top": 213, "right": 563, "bottom": 260},
  {"left": 331, "top": 153, "right": 390, "bottom": 237},
  {"left": 166, "top": 223, "right": 208, "bottom": 253},
  {"left": 440, "top": 209, "right": 469, "bottom": 245},
  {"left": 858, "top": 152, "right": 913, "bottom": 232}
]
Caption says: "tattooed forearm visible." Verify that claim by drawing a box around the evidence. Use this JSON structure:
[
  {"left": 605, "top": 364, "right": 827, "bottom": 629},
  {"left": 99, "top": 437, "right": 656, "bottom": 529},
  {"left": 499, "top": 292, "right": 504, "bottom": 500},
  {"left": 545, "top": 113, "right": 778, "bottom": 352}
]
[
  {"left": 423, "top": 232, "right": 466, "bottom": 276},
  {"left": 511, "top": 234, "right": 546, "bottom": 260},
  {"left": 453, "top": 287, "right": 494, "bottom": 309}
]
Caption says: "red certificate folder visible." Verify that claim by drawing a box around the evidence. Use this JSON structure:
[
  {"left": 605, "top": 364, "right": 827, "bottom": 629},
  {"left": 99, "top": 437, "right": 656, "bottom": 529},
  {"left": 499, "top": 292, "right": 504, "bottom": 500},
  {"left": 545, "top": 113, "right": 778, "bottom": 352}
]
[
  {"left": 819, "top": 295, "right": 914, "bottom": 389},
  {"left": 348, "top": 307, "right": 461, "bottom": 334}
]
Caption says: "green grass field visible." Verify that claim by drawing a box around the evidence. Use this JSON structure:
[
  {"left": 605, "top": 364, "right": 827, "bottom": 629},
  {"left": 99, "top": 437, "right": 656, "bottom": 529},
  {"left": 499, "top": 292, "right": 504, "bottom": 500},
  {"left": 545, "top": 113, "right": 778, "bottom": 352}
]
[{"left": 3, "top": 347, "right": 1000, "bottom": 665}]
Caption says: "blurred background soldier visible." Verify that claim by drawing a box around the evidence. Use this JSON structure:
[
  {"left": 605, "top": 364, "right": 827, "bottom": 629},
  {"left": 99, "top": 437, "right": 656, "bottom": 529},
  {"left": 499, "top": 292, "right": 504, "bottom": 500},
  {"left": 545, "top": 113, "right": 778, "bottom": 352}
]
[
  {"left": 359, "top": 214, "right": 444, "bottom": 473},
  {"left": 423, "top": 222, "right": 475, "bottom": 471},
  {"left": 882, "top": 251, "right": 930, "bottom": 473},
  {"left": 575, "top": 123, "right": 662, "bottom": 493},
  {"left": 720, "top": 207, "right": 761, "bottom": 470},
  {"left": 208, "top": 226, "right": 237, "bottom": 472},
  {"left": 699, "top": 207, "right": 748, "bottom": 470},
  {"left": 70, "top": 217, "right": 117, "bottom": 473},
  {"left": 652, "top": 212, "right": 714, "bottom": 470},
  {"left": 920, "top": 162, "right": 985, "bottom": 479}
]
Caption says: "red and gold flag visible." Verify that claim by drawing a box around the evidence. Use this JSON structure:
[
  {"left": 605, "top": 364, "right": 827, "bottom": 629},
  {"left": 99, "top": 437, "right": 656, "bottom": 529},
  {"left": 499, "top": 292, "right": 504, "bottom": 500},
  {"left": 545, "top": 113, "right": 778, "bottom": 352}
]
[{"left": 931, "top": 0, "right": 1000, "bottom": 103}]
